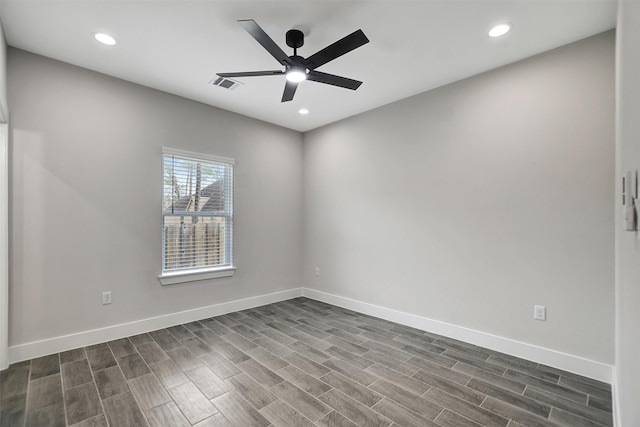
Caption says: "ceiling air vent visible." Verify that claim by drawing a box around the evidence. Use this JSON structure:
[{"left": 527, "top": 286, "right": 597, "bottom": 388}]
[{"left": 210, "top": 76, "right": 243, "bottom": 91}]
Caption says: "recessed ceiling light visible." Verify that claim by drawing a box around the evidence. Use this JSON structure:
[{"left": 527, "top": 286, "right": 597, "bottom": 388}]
[
  {"left": 298, "top": 108, "right": 310, "bottom": 115},
  {"left": 489, "top": 24, "right": 511, "bottom": 38},
  {"left": 93, "top": 32, "right": 116, "bottom": 46}
]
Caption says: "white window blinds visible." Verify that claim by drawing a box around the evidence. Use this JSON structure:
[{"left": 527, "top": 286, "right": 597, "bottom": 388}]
[{"left": 162, "top": 149, "right": 234, "bottom": 273}]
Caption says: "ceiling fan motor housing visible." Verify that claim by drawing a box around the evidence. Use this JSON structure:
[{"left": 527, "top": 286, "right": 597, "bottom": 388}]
[{"left": 286, "top": 29, "right": 304, "bottom": 49}]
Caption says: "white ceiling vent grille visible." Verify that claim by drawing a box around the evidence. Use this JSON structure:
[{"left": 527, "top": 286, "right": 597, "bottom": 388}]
[{"left": 210, "top": 76, "right": 243, "bottom": 91}]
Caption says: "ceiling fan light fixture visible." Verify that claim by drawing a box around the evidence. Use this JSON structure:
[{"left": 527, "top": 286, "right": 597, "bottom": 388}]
[
  {"left": 218, "top": 19, "right": 369, "bottom": 102},
  {"left": 489, "top": 23, "right": 511, "bottom": 38},
  {"left": 286, "top": 67, "right": 307, "bottom": 83},
  {"left": 93, "top": 32, "right": 117, "bottom": 46}
]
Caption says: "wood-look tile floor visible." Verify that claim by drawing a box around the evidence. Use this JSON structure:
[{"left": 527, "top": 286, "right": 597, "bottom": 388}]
[{"left": 0, "top": 298, "right": 613, "bottom": 427}]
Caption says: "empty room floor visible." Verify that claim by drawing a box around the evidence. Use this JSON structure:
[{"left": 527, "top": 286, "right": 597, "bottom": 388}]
[{"left": 0, "top": 298, "right": 613, "bottom": 427}]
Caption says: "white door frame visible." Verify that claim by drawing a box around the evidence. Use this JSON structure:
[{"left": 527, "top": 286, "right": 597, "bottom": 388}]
[{"left": 0, "top": 122, "right": 8, "bottom": 370}]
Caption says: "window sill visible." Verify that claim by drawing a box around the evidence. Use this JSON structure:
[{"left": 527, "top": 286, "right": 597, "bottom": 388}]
[{"left": 158, "top": 266, "right": 236, "bottom": 285}]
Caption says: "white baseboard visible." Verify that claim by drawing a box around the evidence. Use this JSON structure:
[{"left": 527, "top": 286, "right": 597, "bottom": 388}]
[
  {"left": 8, "top": 287, "right": 303, "bottom": 364},
  {"left": 8, "top": 286, "right": 614, "bottom": 386},
  {"left": 302, "top": 288, "right": 613, "bottom": 384}
]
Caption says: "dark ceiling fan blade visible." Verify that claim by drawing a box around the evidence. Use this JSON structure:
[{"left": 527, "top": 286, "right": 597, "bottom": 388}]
[
  {"left": 281, "top": 80, "right": 298, "bottom": 102},
  {"left": 307, "top": 70, "right": 362, "bottom": 90},
  {"left": 217, "top": 70, "right": 284, "bottom": 78},
  {"left": 303, "top": 29, "right": 369, "bottom": 69},
  {"left": 238, "top": 19, "right": 292, "bottom": 66}
]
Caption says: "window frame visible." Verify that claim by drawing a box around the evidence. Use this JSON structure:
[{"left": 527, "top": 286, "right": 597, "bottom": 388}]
[{"left": 158, "top": 147, "right": 235, "bottom": 285}]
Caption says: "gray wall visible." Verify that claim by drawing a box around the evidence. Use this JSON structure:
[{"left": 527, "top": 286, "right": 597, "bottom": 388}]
[
  {"left": 615, "top": 2, "right": 640, "bottom": 424},
  {"left": 303, "top": 32, "right": 615, "bottom": 364},
  {"left": 8, "top": 48, "right": 303, "bottom": 346},
  {"left": 7, "top": 29, "right": 617, "bottom": 372}
]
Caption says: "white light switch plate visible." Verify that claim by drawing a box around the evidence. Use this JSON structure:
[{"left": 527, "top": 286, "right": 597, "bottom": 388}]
[{"left": 102, "top": 291, "right": 112, "bottom": 305}]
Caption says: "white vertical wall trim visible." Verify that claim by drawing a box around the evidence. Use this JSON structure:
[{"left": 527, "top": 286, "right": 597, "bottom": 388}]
[
  {"left": 0, "top": 11, "right": 8, "bottom": 371},
  {"left": 0, "top": 123, "right": 8, "bottom": 370},
  {"left": 612, "top": 367, "right": 621, "bottom": 427}
]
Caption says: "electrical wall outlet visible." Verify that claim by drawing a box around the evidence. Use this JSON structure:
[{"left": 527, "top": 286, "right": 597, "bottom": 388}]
[
  {"left": 534, "top": 305, "right": 546, "bottom": 321},
  {"left": 102, "top": 291, "right": 112, "bottom": 305},
  {"left": 315, "top": 267, "right": 320, "bottom": 277}
]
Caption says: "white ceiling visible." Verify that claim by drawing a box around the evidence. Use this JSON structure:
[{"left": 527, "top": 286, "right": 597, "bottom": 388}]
[{"left": 0, "top": 1, "right": 617, "bottom": 132}]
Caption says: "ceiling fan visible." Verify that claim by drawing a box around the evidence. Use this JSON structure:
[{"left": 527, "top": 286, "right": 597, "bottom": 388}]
[{"left": 217, "top": 19, "right": 369, "bottom": 102}]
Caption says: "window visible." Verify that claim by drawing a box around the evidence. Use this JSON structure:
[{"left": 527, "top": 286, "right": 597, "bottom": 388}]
[{"left": 160, "top": 148, "right": 234, "bottom": 284}]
